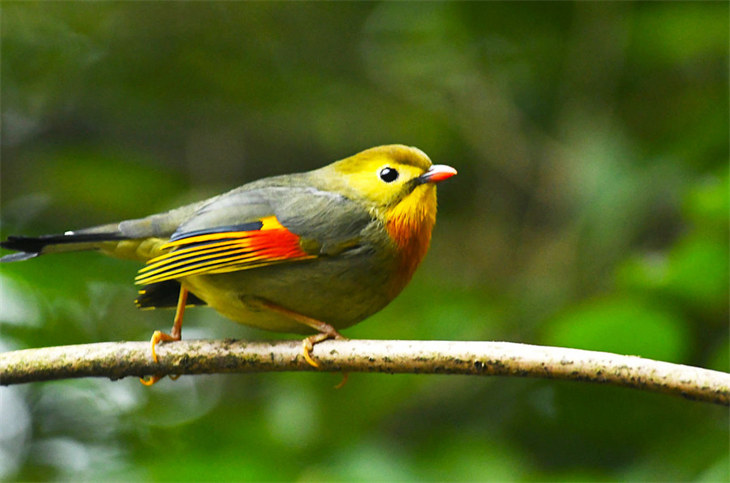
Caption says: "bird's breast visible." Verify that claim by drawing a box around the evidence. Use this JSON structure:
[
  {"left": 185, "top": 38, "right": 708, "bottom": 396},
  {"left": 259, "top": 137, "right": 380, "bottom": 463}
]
[{"left": 384, "top": 186, "right": 438, "bottom": 294}]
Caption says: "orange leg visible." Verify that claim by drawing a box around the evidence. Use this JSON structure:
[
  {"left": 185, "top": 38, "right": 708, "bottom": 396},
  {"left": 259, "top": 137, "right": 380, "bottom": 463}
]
[
  {"left": 258, "top": 300, "right": 346, "bottom": 369},
  {"left": 140, "top": 287, "right": 188, "bottom": 386}
]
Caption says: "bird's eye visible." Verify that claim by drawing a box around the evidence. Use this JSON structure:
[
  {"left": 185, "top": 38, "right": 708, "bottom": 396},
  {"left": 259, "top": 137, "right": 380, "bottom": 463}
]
[{"left": 379, "top": 167, "right": 399, "bottom": 183}]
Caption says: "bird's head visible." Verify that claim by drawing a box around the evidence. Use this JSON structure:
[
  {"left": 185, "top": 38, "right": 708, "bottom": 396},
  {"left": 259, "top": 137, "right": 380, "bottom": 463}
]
[
  {"left": 322, "top": 144, "right": 456, "bottom": 212},
  {"left": 320, "top": 145, "right": 456, "bottom": 286}
]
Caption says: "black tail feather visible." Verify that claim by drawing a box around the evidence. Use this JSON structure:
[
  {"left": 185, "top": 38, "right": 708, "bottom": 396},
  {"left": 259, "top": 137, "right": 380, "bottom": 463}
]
[
  {"left": 136, "top": 280, "right": 206, "bottom": 309},
  {"left": 0, "top": 232, "right": 127, "bottom": 262}
]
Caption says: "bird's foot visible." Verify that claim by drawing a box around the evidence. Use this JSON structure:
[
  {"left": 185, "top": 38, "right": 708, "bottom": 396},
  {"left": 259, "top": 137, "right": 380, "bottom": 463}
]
[
  {"left": 139, "top": 330, "right": 181, "bottom": 386},
  {"left": 140, "top": 288, "right": 187, "bottom": 386},
  {"left": 301, "top": 327, "right": 347, "bottom": 368}
]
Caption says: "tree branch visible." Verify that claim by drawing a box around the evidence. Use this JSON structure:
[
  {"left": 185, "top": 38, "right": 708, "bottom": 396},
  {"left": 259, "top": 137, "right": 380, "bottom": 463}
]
[{"left": 1, "top": 339, "right": 727, "bottom": 405}]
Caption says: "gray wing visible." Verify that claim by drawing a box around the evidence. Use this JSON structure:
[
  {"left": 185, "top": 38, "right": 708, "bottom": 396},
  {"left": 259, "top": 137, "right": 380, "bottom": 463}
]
[
  {"left": 132, "top": 181, "right": 376, "bottom": 285},
  {"left": 172, "top": 181, "right": 374, "bottom": 256}
]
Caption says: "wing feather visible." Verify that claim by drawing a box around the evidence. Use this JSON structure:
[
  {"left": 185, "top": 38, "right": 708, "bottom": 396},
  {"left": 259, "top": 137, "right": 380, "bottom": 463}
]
[{"left": 135, "top": 215, "right": 314, "bottom": 285}]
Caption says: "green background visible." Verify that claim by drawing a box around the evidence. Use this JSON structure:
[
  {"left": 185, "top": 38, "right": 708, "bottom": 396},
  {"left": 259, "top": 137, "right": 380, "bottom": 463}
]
[{"left": 1, "top": 2, "right": 728, "bottom": 481}]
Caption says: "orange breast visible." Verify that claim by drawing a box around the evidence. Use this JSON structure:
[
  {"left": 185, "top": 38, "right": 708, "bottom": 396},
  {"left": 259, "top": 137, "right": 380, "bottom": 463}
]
[{"left": 385, "top": 185, "right": 438, "bottom": 295}]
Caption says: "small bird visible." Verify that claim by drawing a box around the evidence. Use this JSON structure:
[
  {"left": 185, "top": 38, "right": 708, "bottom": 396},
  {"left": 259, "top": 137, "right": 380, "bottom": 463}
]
[{"left": 1, "top": 145, "right": 456, "bottom": 384}]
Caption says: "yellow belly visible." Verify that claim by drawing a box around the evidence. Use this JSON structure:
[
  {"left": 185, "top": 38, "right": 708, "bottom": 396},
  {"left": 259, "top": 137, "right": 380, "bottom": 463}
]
[
  {"left": 181, "top": 276, "right": 317, "bottom": 333},
  {"left": 177, "top": 253, "right": 398, "bottom": 334}
]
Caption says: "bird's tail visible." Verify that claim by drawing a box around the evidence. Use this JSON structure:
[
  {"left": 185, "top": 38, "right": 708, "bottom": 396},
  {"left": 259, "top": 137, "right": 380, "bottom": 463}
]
[
  {"left": 2, "top": 198, "right": 209, "bottom": 263},
  {"left": 0, "top": 230, "right": 128, "bottom": 262}
]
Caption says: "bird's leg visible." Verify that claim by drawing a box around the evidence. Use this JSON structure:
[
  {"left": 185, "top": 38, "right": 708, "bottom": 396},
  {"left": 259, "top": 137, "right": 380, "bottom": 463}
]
[
  {"left": 140, "top": 287, "right": 188, "bottom": 386},
  {"left": 151, "top": 286, "right": 188, "bottom": 361},
  {"left": 258, "top": 300, "right": 346, "bottom": 369}
]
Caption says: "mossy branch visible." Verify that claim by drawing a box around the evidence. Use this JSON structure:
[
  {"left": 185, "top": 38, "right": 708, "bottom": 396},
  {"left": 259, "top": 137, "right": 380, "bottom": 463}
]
[{"left": 1, "top": 339, "right": 727, "bottom": 405}]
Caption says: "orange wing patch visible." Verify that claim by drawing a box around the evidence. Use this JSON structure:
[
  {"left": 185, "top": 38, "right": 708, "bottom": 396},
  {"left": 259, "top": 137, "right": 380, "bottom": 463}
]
[{"left": 135, "top": 215, "right": 315, "bottom": 285}]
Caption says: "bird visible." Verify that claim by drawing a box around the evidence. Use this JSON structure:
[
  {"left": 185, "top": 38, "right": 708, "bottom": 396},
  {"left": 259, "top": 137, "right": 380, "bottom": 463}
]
[{"left": 0, "top": 144, "right": 456, "bottom": 384}]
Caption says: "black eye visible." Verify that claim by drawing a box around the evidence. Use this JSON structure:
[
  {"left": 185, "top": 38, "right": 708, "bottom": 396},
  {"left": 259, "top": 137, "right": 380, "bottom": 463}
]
[{"left": 379, "top": 167, "right": 399, "bottom": 183}]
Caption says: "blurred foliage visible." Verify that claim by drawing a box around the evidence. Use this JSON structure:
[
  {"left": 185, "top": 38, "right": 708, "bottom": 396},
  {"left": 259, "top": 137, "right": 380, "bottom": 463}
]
[{"left": 1, "top": 2, "right": 728, "bottom": 481}]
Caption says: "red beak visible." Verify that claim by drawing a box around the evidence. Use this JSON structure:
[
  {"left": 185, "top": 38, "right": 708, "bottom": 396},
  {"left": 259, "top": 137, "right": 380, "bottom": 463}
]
[{"left": 418, "top": 164, "right": 457, "bottom": 184}]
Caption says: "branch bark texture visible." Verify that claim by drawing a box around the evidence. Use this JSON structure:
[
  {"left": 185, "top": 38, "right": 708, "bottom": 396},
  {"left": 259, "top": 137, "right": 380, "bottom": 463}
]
[{"left": 1, "top": 339, "right": 727, "bottom": 405}]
